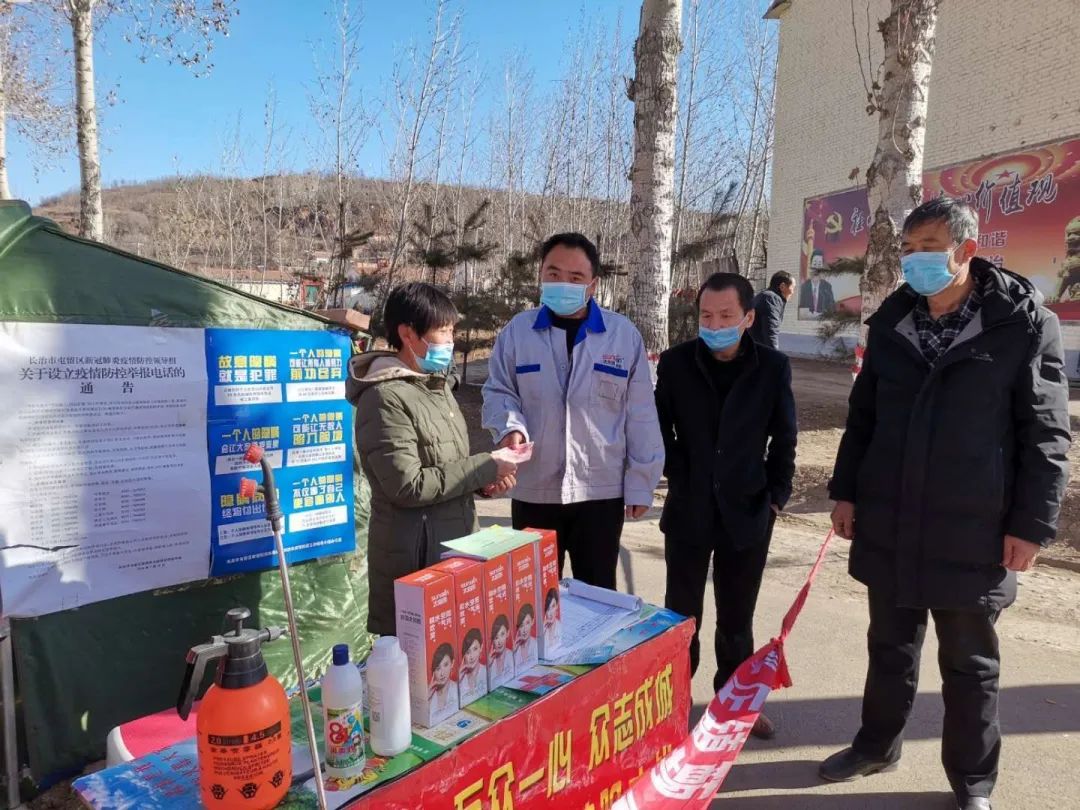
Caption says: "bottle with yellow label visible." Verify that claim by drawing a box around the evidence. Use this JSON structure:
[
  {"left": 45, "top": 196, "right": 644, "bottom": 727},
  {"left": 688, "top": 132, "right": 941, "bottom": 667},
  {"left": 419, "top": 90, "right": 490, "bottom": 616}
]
[
  {"left": 321, "top": 643, "right": 366, "bottom": 779},
  {"left": 177, "top": 607, "right": 292, "bottom": 809}
]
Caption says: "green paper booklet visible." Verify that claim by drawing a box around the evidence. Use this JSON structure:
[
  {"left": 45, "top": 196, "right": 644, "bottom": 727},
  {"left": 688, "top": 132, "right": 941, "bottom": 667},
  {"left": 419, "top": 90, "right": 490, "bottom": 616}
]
[{"left": 441, "top": 526, "right": 537, "bottom": 559}]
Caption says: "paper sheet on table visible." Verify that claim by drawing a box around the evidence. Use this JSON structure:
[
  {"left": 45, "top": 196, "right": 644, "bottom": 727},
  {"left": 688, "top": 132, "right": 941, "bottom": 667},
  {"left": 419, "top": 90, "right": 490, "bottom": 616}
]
[
  {"left": 562, "top": 578, "right": 643, "bottom": 612},
  {"left": 441, "top": 525, "right": 537, "bottom": 559},
  {"left": 503, "top": 665, "right": 576, "bottom": 696},
  {"left": 543, "top": 579, "right": 642, "bottom": 662}
]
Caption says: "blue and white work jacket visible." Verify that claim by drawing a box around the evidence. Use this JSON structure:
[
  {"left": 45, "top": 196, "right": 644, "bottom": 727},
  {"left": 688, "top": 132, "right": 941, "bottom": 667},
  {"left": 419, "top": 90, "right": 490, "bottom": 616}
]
[{"left": 481, "top": 301, "right": 665, "bottom": 506}]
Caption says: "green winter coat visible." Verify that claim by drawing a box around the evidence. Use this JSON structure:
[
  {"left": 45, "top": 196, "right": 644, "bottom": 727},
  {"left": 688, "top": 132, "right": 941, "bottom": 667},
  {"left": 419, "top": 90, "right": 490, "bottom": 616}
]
[{"left": 347, "top": 351, "right": 499, "bottom": 635}]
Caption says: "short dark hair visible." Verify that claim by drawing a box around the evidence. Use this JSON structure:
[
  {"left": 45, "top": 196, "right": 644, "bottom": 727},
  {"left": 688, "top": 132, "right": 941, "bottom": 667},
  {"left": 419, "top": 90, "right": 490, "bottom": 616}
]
[
  {"left": 432, "top": 642, "right": 454, "bottom": 672},
  {"left": 462, "top": 628, "right": 483, "bottom": 656},
  {"left": 516, "top": 603, "right": 535, "bottom": 629},
  {"left": 544, "top": 588, "right": 559, "bottom": 611},
  {"left": 540, "top": 232, "right": 601, "bottom": 278},
  {"left": 697, "top": 272, "right": 754, "bottom": 313},
  {"left": 903, "top": 197, "right": 979, "bottom": 243},
  {"left": 491, "top": 614, "right": 509, "bottom": 639},
  {"left": 768, "top": 271, "right": 794, "bottom": 293},
  {"left": 383, "top": 282, "right": 458, "bottom": 350}
]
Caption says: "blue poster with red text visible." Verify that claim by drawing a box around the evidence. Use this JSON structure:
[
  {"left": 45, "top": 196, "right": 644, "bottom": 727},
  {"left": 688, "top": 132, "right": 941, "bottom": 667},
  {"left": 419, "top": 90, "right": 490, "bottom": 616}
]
[{"left": 205, "top": 329, "right": 355, "bottom": 576}]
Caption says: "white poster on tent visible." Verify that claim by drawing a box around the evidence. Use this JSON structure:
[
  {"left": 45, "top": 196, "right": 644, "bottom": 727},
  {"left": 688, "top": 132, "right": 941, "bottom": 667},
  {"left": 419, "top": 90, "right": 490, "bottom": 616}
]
[{"left": 0, "top": 323, "right": 212, "bottom": 617}]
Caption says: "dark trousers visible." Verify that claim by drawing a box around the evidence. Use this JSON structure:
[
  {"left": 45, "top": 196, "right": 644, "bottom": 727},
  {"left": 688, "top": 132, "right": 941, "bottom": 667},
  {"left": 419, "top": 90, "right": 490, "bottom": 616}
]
[
  {"left": 663, "top": 513, "right": 773, "bottom": 692},
  {"left": 511, "top": 498, "right": 625, "bottom": 589},
  {"left": 853, "top": 586, "right": 1002, "bottom": 802}
]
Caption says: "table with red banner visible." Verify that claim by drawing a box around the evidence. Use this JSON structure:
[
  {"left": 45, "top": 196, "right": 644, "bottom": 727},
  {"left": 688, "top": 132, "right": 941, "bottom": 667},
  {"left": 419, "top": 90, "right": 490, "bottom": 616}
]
[
  {"left": 73, "top": 608, "right": 695, "bottom": 810},
  {"left": 349, "top": 616, "right": 694, "bottom": 810}
]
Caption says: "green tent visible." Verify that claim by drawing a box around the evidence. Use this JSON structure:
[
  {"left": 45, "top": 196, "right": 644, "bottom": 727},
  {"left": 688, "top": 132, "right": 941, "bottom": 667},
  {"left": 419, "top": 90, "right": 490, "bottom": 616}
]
[{"left": 0, "top": 201, "right": 371, "bottom": 796}]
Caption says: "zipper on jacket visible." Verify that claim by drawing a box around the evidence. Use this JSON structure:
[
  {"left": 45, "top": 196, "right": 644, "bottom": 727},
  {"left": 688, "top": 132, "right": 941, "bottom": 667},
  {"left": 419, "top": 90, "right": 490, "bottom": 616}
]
[{"left": 417, "top": 514, "right": 429, "bottom": 569}]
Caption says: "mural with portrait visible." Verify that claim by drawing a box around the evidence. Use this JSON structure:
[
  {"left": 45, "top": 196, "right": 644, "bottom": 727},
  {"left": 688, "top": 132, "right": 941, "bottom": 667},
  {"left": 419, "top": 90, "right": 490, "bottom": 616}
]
[{"left": 799, "top": 136, "right": 1080, "bottom": 333}]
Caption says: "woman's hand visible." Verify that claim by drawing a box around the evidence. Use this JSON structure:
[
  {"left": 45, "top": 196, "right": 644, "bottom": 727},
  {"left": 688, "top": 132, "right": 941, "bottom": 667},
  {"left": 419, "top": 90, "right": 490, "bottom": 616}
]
[
  {"left": 494, "top": 457, "right": 518, "bottom": 480},
  {"left": 482, "top": 474, "right": 517, "bottom": 497}
]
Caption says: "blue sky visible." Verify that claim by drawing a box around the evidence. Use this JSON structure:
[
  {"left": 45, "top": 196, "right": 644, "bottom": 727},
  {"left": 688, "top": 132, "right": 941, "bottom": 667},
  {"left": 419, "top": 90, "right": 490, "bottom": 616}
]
[{"left": 9, "top": 0, "right": 662, "bottom": 204}]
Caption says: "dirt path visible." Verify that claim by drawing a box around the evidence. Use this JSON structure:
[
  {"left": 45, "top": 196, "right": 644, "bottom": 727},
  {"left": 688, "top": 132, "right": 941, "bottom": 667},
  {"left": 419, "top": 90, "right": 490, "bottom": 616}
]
[{"left": 456, "top": 355, "right": 1080, "bottom": 570}]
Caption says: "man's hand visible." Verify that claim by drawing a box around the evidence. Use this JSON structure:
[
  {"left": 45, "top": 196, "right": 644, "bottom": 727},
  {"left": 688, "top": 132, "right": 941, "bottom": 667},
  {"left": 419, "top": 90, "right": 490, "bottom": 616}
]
[
  {"left": 831, "top": 500, "right": 855, "bottom": 540},
  {"left": 498, "top": 431, "right": 526, "bottom": 450},
  {"left": 1003, "top": 535, "right": 1040, "bottom": 572},
  {"left": 770, "top": 503, "right": 782, "bottom": 516},
  {"left": 625, "top": 505, "right": 649, "bottom": 520}
]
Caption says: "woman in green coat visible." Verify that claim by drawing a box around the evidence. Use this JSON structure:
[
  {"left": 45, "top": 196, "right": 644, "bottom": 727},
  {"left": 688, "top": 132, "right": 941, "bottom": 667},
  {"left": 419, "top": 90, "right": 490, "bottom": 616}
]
[{"left": 347, "top": 283, "right": 517, "bottom": 635}]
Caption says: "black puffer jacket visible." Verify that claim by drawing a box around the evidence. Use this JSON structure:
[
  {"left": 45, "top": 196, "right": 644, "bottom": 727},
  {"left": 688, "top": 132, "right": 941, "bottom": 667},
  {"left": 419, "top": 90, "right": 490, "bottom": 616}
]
[
  {"left": 829, "top": 260, "right": 1071, "bottom": 611},
  {"left": 656, "top": 334, "right": 797, "bottom": 549}
]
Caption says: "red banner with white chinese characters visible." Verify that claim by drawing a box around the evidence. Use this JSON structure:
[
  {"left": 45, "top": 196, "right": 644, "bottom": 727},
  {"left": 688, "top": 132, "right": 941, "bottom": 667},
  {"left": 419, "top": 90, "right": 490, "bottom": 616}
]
[
  {"left": 347, "top": 620, "right": 695, "bottom": 810},
  {"left": 614, "top": 533, "right": 833, "bottom": 810}
]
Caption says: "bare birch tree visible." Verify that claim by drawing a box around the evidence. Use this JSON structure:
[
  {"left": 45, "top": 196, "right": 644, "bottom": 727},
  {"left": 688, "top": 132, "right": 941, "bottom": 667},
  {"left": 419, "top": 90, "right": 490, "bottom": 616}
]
[
  {"left": 49, "top": 0, "right": 238, "bottom": 241},
  {"left": 310, "top": 0, "right": 366, "bottom": 307},
  {"left": 730, "top": 12, "right": 777, "bottom": 279},
  {"left": 0, "top": 5, "right": 68, "bottom": 199},
  {"left": 627, "top": 0, "right": 682, "bottom": 355},
  {"left": 494, "top": 61, "right": 533, "bottom": 261},
  {"left": 382, "top": 0, "right": 460, "bottom": 289},
  {"left": 671, "top": 0, "right": 735, "bottom": 291},
  {"left": 857, "top": 0, "right": 940, "bottom": 353}
]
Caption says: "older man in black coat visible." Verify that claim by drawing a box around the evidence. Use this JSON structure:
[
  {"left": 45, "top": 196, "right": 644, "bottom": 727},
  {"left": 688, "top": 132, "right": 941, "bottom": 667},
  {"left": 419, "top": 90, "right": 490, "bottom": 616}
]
[
  {"left": 821, "top": 198, "right": 1071, "bottom": 810},
  {"left": 655, "top": 272, "right": 797, "bottom": 740}
]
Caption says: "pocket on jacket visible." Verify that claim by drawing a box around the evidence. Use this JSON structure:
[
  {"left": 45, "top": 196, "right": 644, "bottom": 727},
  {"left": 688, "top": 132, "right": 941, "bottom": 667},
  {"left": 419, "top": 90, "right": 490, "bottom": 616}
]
[
  {"left": 592, "top": 364, "right": 628, "bottom": 409},
  {"left": 516, "top": 362, "right": 545, "bottom": 409}
]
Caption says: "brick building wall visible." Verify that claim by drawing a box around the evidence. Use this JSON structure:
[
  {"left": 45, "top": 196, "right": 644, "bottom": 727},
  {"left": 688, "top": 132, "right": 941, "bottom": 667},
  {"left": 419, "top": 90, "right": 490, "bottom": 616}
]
[{"left": 766, "top": 0, "right": 1080, "bottom": 355}]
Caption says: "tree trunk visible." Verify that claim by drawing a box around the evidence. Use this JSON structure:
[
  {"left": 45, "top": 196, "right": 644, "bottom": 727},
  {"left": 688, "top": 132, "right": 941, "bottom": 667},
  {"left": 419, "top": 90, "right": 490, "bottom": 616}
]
[
  {"left": 627, "top": 0, "right": 681, "bottom": 356},
  {"left": 72, "top": 1, "right": 104, "bottom": 241},
  {"left": 670, "top": 0, "right": 700, "bottom": 285},
  {"left": 0, "top": 56, "right": 9, "bottom": 200},
  {"left": 858, "top": 0, "right": 939, "bottom": 356}
]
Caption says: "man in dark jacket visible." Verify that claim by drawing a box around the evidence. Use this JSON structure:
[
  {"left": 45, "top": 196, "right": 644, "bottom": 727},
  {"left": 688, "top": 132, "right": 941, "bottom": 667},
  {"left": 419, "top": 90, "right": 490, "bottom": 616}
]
[
  {"left": 656, "top": 272, "right": 797, "bottom": 740},
  {"left": 750, "top": 271, "right": 794, "bottom": 349},
  {"left": 821, "top": 198, "right": 1071, "bottom": 810}
]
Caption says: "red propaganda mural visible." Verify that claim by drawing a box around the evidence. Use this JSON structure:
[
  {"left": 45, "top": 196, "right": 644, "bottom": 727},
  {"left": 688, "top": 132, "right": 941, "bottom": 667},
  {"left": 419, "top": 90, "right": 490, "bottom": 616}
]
[{"left": 798, "top": 135, "right": 1080, "bottom": 324}]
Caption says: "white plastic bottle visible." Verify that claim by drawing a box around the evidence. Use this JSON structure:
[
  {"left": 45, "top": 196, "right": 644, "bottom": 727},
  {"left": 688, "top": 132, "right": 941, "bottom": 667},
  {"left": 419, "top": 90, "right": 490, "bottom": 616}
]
[
  {"left": 321, "top": 643, "right": 366, "bottom": 778},
  {"left": 366, "top": 636, "right": 412, "bottom": 757}
]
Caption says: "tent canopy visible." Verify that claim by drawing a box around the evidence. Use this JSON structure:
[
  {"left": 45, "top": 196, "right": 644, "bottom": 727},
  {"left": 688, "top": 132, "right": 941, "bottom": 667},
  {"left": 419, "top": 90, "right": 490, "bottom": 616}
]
[{"left": 0, "top": 201, "right": 371, "bottom": 789}]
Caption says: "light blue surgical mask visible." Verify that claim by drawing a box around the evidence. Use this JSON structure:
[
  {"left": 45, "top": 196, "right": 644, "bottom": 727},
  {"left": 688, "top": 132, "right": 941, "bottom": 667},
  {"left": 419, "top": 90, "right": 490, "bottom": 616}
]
[
  {"left": 699, "top": 316, "right": 747, "bottom": 352},
  {"left": 540, "top": 282, "right": 590, "bottom": 317},
  {"left": 416, "top": 340, "right": 454, "bottom": 374},
  {"left": 901, "top": 248, "right": 959, "bottom": 296}
]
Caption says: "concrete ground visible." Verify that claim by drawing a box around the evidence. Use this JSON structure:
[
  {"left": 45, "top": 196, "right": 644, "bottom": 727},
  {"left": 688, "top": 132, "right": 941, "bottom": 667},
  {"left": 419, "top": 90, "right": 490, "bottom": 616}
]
[{"left": 475, "top": 498, "right": 1080, "bottom": 810}]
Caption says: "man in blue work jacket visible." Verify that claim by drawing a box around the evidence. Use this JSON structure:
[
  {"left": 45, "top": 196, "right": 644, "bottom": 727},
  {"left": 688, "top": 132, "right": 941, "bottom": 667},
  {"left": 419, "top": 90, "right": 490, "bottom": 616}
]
[{"left": 482, "top": 232, "right": 665, "bottom": 589}]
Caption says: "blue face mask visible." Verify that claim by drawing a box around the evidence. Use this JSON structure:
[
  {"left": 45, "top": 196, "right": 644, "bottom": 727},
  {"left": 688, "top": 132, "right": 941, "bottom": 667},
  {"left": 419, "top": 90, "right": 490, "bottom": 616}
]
[
  {"left": 540, "top": 282, "right": 590, "bottom": 317},
  {"left": 416, "top": 340, "right": 454, "bottom": 374},
  {"left": 901, "top": 249, "right": 958, "bottom": 296},
  {"left": 699, "top": 316, "right": 747, "bottom": 352}
]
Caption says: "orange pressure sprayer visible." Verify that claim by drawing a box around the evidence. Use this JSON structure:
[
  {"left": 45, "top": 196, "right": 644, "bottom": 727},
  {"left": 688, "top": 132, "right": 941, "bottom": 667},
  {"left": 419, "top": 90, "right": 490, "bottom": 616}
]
[{"left": 177, "top": 607, "right": 291, "bottom": 809}]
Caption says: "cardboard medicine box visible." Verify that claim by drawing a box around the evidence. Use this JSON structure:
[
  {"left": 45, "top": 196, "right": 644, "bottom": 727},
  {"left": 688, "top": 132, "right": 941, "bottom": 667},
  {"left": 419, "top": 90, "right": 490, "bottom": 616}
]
[
  {"left": 483, "top": 554, "right": 515, "bottom": 689},
  {"left": 394, "top": 568, "right": 459, "bottom": 728},
  {"left": 431, "top": 557, "right": 489, "bottom": 707},
  {"left": 525, "top": 529, "right": 562, "bottom": 659},
  {"left": 509, "top": 543, "right": 539, "bottom": 674}
]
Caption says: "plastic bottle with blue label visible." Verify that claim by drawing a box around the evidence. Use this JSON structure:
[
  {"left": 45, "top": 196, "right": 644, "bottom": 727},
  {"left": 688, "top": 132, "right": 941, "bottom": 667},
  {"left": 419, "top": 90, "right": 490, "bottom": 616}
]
[{"left": 321, "top": 644, "right": 366, "bottom": 778}]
